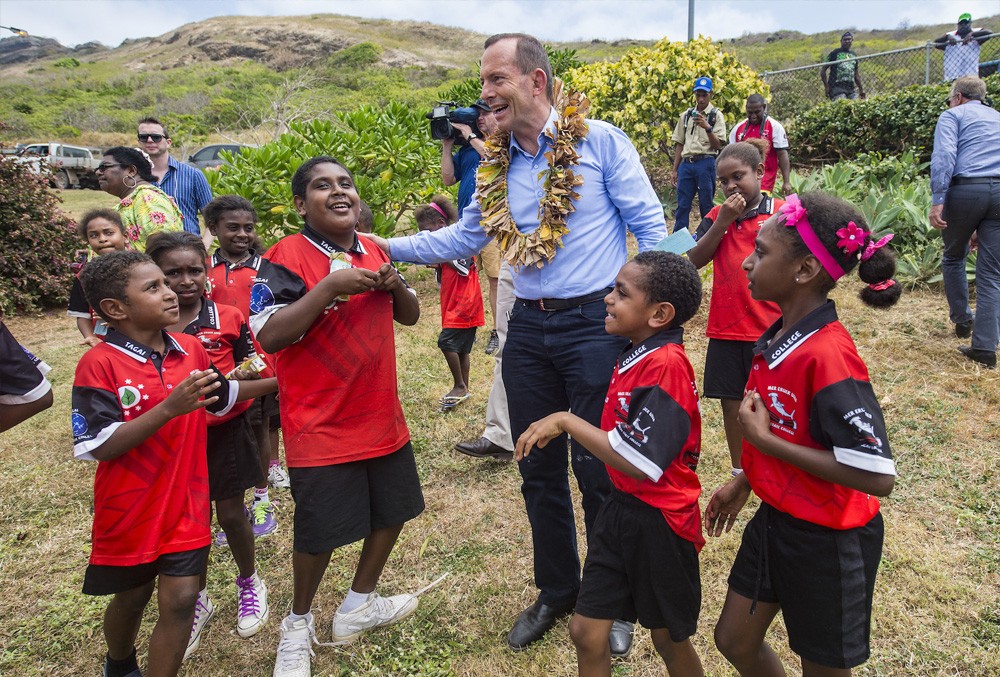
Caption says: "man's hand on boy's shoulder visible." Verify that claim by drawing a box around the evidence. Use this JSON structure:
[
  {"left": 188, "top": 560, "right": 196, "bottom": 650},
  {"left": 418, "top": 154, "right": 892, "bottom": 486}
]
[
  {"left": 365, "top": 234, "right": 392, "bottom": 257},
  {"left": 160, "top": 369, "right": 221, "bottom": 419}
]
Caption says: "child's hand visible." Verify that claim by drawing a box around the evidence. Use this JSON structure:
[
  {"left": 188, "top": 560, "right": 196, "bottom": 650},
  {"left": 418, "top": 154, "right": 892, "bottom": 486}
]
[
  {"left": 704, "top": 477, "right": 752, "bottom": 537},
  {"left": 325, "top": 267, "right": 379, "bottom": 297},
  {"left": 161, "top": 369, "right": 221, "bottom": 418},
  {"left": 229, "top": 367, "right": 261, "bottom": 381},
  {"left": 717, "top": 193, "right": 746, "bottom": 225},
  {"left": 81, "top": 336, "right": 102, "bottom": 348},
  {"left": 374, "top": 263, "right": 403, "bottom": 292},
  {"left": 515, "top": 413, "right": 567, "bottom": 461},
  {"left": 737, "top": 390, "right": 771, "bottom": 449}
]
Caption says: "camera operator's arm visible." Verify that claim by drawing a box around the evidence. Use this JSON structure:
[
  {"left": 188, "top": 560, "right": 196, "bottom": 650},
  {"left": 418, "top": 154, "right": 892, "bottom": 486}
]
[
  {"left": 441, "top": 137, "right": 458, "bottom": 186},
  {"left": 452, "top": 123, "right": 487, "bottom": 158}
]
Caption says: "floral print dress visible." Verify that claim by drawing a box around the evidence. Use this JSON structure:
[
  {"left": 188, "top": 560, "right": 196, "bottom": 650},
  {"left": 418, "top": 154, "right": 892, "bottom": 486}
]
[{"left": 115, "top": 184, "right": 184, "bottom": 252}]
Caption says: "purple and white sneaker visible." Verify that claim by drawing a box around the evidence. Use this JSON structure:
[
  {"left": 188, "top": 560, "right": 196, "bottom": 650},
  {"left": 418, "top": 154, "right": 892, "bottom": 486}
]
[
  {"left": 251, "top": 499, "right": 277, "bottom": 538},
  {"left": 236, "top": 573, "right": 269, "bottom": 638}
]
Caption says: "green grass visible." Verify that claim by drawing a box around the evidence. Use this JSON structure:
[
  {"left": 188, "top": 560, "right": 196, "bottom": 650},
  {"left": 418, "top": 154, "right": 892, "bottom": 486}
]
[{"left": 1, "top": 266, "right": 998, "bottom": 675}]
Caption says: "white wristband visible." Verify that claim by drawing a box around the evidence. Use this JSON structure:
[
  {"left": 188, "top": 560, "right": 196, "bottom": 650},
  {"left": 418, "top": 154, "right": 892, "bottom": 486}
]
[{"left": 731, "top": 468, "right": 744, "bottom": 477}]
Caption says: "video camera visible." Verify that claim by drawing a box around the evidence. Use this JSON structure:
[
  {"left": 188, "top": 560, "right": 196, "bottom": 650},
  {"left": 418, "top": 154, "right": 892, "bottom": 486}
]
[{"left": 426, "top": 101, "right": 484, "bottom": 142}]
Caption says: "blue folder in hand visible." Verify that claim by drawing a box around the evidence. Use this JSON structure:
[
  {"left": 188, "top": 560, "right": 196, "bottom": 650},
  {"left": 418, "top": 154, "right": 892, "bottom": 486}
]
[{"left": 652, "top": 229, "right": 697, "bottom": 255}]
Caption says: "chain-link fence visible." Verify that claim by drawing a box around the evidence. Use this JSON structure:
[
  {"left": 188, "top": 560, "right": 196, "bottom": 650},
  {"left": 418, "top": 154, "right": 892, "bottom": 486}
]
[{"left": 762, "top": 34, "right": 1000, "bottom": 119}]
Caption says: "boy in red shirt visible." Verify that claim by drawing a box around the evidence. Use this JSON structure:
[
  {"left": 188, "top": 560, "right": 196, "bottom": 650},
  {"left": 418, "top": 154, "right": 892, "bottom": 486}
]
[
  {"left": 414, "top": 196, "right": 485, "bottom": 410},
  {"left": 250, "top": 156, "right": 424, "bottom": 677},
  {"left": 517, "top": 251, "right": 705, "bottom": 676},
  {"left": 71, "top": 251, "right": 270, "bottom": 677}
]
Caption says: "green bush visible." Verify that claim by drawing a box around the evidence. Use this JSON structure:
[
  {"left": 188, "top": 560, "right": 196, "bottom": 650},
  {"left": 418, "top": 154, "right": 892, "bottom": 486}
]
[
  {"left": 566, "top": 37, "right": 768, "bottom": 189},
  {"left": 207, "top": 101, "right": 445, "bottom": 245},
  {"left": 0, "top": 158, "right": 78, "bottom": 314},
  {"left": 790, "top": 74, "right": 1000, "bottom": 164},
  {"left": 790, "top": 150, "right": 969, "bottom": 285}
]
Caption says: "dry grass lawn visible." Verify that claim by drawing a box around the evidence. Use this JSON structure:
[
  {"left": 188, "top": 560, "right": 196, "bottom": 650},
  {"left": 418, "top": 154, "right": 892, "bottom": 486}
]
[{"left": 1, "top": 202, "right": 997, "bottom": 675}]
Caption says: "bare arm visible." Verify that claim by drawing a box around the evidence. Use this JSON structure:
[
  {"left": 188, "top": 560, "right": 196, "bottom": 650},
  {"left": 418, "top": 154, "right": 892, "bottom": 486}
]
[
  {"left": 687, "top": 193, "right": 744, "bottom": 268},
  {"left": 777, "top": 149, "right": 791, "bottom": 195},
  {"left": 256, "top": 268, "right": 379, "bottom": 353},
  {"left": 671, "top": 143, "right": 683, "bottom": 187},
  {"left": 89, "top": 370, "right": 221, "bottom": 461},
  {"left": 440, "top": 139, "right": 457, "bottom": 186},
  {"left": 234, "top": 376, "right": 277, "bottom": 401},
  {"left": 0, "top": 390, "right": 53, "bottom": 433},
  {"left": 516, "top": 411, "right": 646, "bottom": 481},
  {"left": 739, "top": 390, "right": 895, "bottom": 496},
  {"left": 76, "top": 318, "right": 101, "bottom": 348}
]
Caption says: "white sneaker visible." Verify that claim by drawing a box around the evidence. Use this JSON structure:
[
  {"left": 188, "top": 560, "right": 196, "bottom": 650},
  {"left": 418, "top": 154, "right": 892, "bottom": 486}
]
[
  {"left": 273, "top": 615, "right": 316, "bottom": 677},
  {"left": 331, "top": 592, "right": 419, "bottom": 645},
  {"left": 268, "top": 464, "right": 291, "bottom": 489},
  {"left": 184, "top": 593, "right": 215, "bottom": 661},
  {"left": 236, "top": 573, "right": 270, "bottom": 638}
]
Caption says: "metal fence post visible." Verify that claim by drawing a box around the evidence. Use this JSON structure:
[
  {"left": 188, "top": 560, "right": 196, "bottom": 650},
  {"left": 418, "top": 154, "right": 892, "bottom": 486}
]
[{"left": 925, "top": 42, "right": 931, "bottom": 85}]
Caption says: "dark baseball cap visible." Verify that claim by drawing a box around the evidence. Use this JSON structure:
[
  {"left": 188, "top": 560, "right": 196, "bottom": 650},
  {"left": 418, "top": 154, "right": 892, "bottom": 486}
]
[{"left": 472, "top": 99, "right": 491, "bottom": 112}]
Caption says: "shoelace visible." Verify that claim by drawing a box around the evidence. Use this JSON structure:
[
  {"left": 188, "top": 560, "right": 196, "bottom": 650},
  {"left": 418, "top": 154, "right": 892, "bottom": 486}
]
[
  {"left": 252, "top": 501, "right": 272, "bottom": 524},
  {"left": 236, "top": 577, "right": 261, "bottom": 617},
  {"left": 276, "top": 623, "right": 316, "bottom": 668}
]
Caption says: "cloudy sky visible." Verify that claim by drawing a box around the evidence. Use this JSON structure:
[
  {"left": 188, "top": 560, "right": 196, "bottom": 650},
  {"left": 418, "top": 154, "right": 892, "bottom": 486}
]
[{"left": 0, "top": 0, "right": 995, "bottom": 47}]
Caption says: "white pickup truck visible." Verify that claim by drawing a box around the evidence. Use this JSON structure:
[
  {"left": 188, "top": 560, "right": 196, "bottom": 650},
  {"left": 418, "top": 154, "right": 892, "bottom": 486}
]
[{"left": 15, "top": 142, "right": 103, "bottom": 189}]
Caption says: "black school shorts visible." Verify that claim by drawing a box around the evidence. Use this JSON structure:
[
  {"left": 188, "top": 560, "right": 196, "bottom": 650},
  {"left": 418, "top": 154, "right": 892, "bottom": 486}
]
[
  {"left": 207, "top": 410, "right": 264, "bottom": 501},
  {"left": 437, "top": 327, "right": 477, "bottom": 354},
  {"left": 289, "top": 442, "right": 424, "bottom": 554},
  {"left": 703, "top": 338, "right": 755, "bottom": 400},
  {"left": 727, "top": 502, "right": 884, "bottom": 669},
  {"left": 83, "top": 546, "right": 210, "bottom": 596},
  {"left": 575, "top": 490, "right": 701, "bottom": 641}
]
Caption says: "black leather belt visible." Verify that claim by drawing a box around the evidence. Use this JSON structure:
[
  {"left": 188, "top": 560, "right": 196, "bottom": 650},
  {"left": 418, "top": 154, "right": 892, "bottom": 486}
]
[
  {"left": 952, "top": 176, "right": 1000, "bottom": 185},
  {"left": 682, "top": 154, "right": 715, "bottom": 163},
  {"left": 516, "top": 289, "right": 610, "bottom": 311}
]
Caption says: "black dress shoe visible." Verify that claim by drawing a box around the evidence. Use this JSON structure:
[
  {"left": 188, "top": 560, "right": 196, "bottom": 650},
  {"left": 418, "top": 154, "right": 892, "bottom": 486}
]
[
  {"left": 955, "top": 320, "right": 974, "bottom": 339},
  {"left": 455, "top": 436, "right": 513, "bottom": 460},
  {"left": 507, "top": 598, "right": 575, "bottom": 650},
  {"left": 609, "top": 619, "right": 634, "bottom": 658},
  {"left": 959, "top": 345, "right": 997, "bottom": 368}
]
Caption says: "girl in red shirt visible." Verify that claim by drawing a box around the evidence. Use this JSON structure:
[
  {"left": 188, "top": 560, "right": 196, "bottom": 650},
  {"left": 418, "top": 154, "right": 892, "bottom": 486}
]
[
  {"left": 688, "top": 138, "right": 782, "bottom": 477},
  {"left": 414, "top": 195, "right": 485, "bottom": 411},
  {"left": 705, "top": 191, "right": 900, "bottom": 675}
]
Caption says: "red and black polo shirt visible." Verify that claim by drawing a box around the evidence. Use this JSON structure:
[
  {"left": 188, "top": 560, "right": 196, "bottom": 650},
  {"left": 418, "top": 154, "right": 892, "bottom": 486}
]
[
  {"left": 437, "top": 257, "right": 485, "bottom": 330},
  {"left": 696, "top": 196, "right": 783, "bottom": 341},
  {"left": 71, "top": 329, "right": 236, "bottom": 566},
  {"left": 0, "top": 320, "right": 52, "bottom": 405},
  {"left": 601, "top": 328, "right": 705, "bottom": 551},
  {"left": 249, "top": 227, "right": 410, "bottom": 467},
  {"left": 742, "top": 301, "right": 897, "bottom": 530}
]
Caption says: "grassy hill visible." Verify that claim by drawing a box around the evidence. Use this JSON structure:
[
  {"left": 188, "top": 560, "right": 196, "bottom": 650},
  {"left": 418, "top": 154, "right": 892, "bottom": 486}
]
[{"left": 0, "top": 12, "right": 996, "bottom": 151}]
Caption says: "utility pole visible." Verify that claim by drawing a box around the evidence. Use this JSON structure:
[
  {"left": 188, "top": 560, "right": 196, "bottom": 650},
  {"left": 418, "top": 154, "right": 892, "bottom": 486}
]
[{"left": 688, "top": 0, "right": 695, "bottom": 41}]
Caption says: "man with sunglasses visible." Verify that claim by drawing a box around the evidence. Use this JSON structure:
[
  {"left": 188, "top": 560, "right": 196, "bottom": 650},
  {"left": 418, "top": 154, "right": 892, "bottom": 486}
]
[
  {"left": 137, "top": 117, "right": 214, "bottom": 249},
  {"left": 930, "top": 76, "right": 1000, "bottom": 368}
]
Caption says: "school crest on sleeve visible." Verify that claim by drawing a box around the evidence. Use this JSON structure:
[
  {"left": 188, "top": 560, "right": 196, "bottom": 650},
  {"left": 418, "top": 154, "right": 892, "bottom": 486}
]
[
  {"left": 250, "top": 283, "right": 275, "bottom": 314},
  {"left": 71, "top": 411, "right": 88, "bottom": 437}
]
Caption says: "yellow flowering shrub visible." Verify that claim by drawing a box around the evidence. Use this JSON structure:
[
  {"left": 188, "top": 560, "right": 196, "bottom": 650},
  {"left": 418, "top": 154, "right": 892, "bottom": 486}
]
[{"left": 567, "top": 37, "right": 768, "bottom": 185}]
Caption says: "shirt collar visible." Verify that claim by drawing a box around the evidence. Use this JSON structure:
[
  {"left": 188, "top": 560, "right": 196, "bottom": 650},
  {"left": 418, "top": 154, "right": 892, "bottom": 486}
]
[
  {"left": 211, "top": 249, "right": 261, "bottom": 270},
  {"left": 166, "top": 155, "right": 180, "bottom": 172},
  {"left": 735, "top": 194, "right": 775, "bottom": 224},
  {"left": 103, "top": 328, "right": 187, "bottom": 363},
  {"left": 509, "top": 107, "right": 560, "bottom": 158},
  {"left": 754, "top": 300, "right": 839, "bottom": 367},
  {"left": 617, "top": 327, "right": 685, "bottom": 374},
  {"left": 182, "top": 299, "right": 220, "bottom": 334},
  {"left": 301, "top": 224, "right": 366, "bottom": 258}
]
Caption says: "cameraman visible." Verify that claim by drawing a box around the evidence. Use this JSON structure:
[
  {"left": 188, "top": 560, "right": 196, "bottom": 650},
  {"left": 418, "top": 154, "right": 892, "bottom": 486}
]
[{"left": 441, "top": 99, "right": 496, "bottom": 218}]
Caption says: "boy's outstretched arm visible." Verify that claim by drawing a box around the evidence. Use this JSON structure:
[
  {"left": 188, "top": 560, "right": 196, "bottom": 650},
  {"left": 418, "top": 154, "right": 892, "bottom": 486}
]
[
  {"left": 256, "top": 268, "right": 379, "bottom": 353},
  {"left": 374, "top": 263, "right": 419, "bottom": 325},
  {"left": 88, "top": 370, "right": 221, "bottom": 462},
  {"left": 516, "top": 412, "right": 646, "bottom": 481}
]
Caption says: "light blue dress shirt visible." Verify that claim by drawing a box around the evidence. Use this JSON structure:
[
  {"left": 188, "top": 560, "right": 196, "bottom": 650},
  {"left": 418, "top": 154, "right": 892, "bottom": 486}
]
[
  {"left": 158, "top": 156, "right": 214, "bottom": 234},
  {"left": 391, "top": 108, "right": 666, "bottom": 299},
  {"left": 931, "top": 100, "right": 1000, "bottom": 205}
]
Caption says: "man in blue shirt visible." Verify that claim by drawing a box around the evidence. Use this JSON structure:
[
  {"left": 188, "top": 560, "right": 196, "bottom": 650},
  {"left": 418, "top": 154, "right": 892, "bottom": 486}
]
[
  {"left": 930, "top": 76, "right": 1000, "bottom": 368},
  {"left": 378, "top": 33, "right": 666, "bottom": 654},
  {"left": 138, "top": 117, "right": 214, "bottom": 249}
]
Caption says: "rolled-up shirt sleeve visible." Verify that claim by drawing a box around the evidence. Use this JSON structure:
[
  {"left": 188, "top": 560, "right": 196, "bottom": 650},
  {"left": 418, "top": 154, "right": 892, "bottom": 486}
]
[{"left": 389, "top": 204, "right": 492, "bottom": 265}]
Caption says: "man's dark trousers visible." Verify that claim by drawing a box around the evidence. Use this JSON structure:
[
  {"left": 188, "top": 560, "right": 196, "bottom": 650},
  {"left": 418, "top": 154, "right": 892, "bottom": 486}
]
[
  {"left": 675, "top": 156, "right": 717, "bottom": 232},
  {"left": 503, "top": 297, "right": 627, "bottom": 607}
]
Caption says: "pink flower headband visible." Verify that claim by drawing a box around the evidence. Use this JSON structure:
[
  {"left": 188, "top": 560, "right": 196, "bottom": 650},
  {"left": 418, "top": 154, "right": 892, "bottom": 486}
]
[{"left": 779, "top": 194, "right": 894, "bottom": 281}]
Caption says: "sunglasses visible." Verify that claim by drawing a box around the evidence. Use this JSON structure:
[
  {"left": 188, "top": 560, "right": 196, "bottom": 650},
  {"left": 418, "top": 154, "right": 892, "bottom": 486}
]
[
  {"left": 96, "top": 163, "right": 125, "bottom": 172},
  {"left": 137, "top": 133, "right": 166, "bottom": 142}
]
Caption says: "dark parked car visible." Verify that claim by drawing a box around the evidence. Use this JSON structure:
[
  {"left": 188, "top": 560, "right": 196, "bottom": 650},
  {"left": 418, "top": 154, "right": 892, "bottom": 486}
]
[{"left": 187, "top": 143, "right": 252, "bottom": 169}]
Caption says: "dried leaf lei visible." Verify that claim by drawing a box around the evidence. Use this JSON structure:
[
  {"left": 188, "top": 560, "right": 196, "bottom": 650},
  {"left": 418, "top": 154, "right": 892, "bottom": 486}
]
[{"left": 475, "top": 91, "right": 590, "bottom": 268}]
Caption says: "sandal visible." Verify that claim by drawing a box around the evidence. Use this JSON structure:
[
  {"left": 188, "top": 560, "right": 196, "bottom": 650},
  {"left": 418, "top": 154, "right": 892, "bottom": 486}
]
[{"left": 438, "top": 393, "right": 472, "bottom": 412}]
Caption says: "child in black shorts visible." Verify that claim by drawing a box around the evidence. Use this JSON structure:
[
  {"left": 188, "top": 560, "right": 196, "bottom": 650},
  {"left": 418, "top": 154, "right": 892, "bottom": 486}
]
[
  {"left": 147, "top": 231, "right": 278, "bottom": 660},
  {"left": 705, "top": 192, "right": 900, "bottom": 674},
  {"left": 250, "top": 157, "right": 425, "bottom": 677},
  {"left": 517, "top": 251, "right": 705, "bottom": 676}
]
